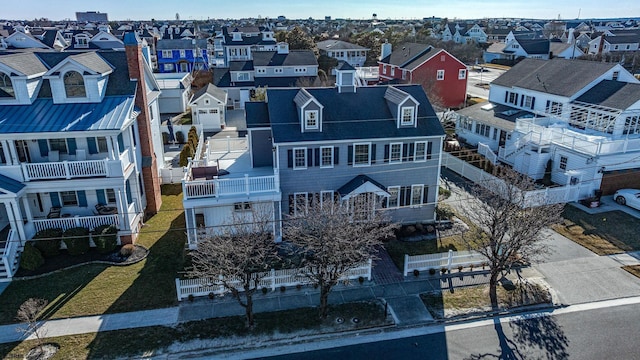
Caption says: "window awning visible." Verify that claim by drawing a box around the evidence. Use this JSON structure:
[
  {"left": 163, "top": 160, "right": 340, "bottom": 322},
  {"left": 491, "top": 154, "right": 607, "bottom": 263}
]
[{"left": 337, "top": 175, "right": 389, "bottom": 200}]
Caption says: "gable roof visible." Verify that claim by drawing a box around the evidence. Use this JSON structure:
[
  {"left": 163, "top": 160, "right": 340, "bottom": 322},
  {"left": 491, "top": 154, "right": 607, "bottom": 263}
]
[
  {"left": 492, "top": 58, "right": 618, "bottom": 97},
  {"left": 575, "top": 80, "right": 640, "bottom": 109},
  {"left": 380, "top": 42, "right": 432, "bottom": 67},
  {"left": 0, "top": 52, "right": 48, "bottom": 77},
  {"left": 262, "top": 84, "right": 443, "bottom": 143},
  {"left": 190, "top": 83, "right": 227, "bottom": 103},
  {"left": 67, "top": 52, "right": 114, "bottom": 74},
  {"left": 252, "top": 50, "right": 318, "bottom": 67},
  {"left": 516, "top": 39, "right": 550, "bottom": 55},
  {"left": 337, "top": 175, "right": 389, "bottom": 199},
  {"left": 317, "top": 40, "right": 369, "bottom": 51}
]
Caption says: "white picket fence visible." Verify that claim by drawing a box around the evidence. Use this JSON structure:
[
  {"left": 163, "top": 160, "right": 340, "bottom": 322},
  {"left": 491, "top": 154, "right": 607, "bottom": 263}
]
[
  {"left": 403, "top": 250, "right": 487, "bottom": 276},
  {"left": 175, "top": 259, "right": 372, "bottom": 301}
]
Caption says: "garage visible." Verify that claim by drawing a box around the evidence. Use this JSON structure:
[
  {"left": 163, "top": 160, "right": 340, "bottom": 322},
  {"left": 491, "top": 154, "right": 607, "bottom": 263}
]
[{"left": 600, "top": 168, "right": 640, "bottom": 195}]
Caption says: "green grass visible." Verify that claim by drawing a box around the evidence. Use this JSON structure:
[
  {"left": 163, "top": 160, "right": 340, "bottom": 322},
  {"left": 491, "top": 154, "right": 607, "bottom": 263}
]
[
  {"left": 0, "top": 301, "right": 390, "bottom": 359},
  {"left": 552, "top": 206, "right": 640, "bottom": 255},
  {"left": 0, "top": 184, "right": 186, "bottom": 325},
  {"left": 420, "top": 282, "right": 551, "bottom": 319}
]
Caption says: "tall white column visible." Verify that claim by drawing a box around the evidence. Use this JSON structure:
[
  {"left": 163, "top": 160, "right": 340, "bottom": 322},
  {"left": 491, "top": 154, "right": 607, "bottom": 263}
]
[
  {"left": 2, "top": 140, "right": 12, "bottom": 165},
  {"left": 115, "top": 187, "right": 129, "bottom": 231},
  {"left": 21, "top": 196, "right": 33, "bottom": 223}
]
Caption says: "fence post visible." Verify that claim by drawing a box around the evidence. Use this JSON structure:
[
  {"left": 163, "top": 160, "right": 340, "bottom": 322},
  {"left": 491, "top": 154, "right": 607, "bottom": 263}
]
[
  {"left": 447, "top": 250, "right": 453, "bottom": 272},
  {"left": 271, "top": 268, "right": 276, "bottom": 292},
  {"left": 367, "top": 258, "right": 372, "bottom": 280},
  {"left": 218, "top": 275, "right": 224, "bottom": 295},
  {"left": 403, "top": 254, "right": 409, "bottom": 277},
  {"left": 175, "top": 278, "right": 182, "bottom": 301},
  {"left": 245, "top": 174, "right": 250, "bottom": 195}
]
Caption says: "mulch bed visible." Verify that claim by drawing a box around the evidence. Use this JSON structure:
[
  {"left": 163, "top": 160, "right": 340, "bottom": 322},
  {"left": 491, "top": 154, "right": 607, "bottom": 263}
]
[{"left": 15, "top": 245, "right": 148, "bottom": 278}]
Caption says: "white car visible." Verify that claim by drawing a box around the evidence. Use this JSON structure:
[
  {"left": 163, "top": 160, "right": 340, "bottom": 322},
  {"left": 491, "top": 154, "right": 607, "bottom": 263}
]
[{"left": 614, "top": 189, "right": 640, "bottom": 210}]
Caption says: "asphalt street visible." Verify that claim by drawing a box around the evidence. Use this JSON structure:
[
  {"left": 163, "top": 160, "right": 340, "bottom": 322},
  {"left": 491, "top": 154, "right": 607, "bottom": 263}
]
[
  {"left": 255, "top": 300, "right": 640, "bottom": 360},
  {"left": 466, "top": 66, "right": 505, "bottom": 99}
]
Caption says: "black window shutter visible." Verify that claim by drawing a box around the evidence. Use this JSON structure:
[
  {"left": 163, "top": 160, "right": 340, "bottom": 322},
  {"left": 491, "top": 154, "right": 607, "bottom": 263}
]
[
  {"left": 402, "top": 143, "right": 409, "bottom": 161},
  {"left": 287, "top": 149, "right": 293, "bottom": 168},
  {"left": 314, "top": 148, "right": 320, "bottom": 167},
  {"left": 348, "top": 145, "right": 353, "bottom": 165},
  {"left": 505, "top": 91, "right": 509, "bottom": 103},
  {"left": 334, "top": 147, "right": 339, "bottom": 165},
  {"left": 422, "top": 186, "right": 429, "bottom": 204},
  {"left": 371, "top": 144, "right": 376, "bottom": 163},
  {"left": 404, "top": 187, "right": 411, "bottom": 206},
  {"left": 408, "top": 143, "right": 415, "bottom": 161},
  {"left": 427, "top": 142, "right": 433, "bottom": 160},
  {"left": 531, "top": 97, "right": 535, "bottom": 109},
  {"left": 384, "top": 144, "right": 390, "bottom": 163},
  {"left": 288, "top": 194, "right": 294, "bottom": 214},
  {"left": 520, "top": 95, "right": 524, "bottom": 107},
  {"left": 399, "top": 187, "right": 406, "bottom": 207},
  {"left": 307, "top": 148, "right": 313, "bottom": 167},
  {"left": 514, "top": 94, "right": 519, "bottom": 105}
]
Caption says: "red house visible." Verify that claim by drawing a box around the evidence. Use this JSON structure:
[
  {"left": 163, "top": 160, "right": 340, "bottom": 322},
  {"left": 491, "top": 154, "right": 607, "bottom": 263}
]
[{"left": 378, "top": 43, "right": 468, "bottom": 109}]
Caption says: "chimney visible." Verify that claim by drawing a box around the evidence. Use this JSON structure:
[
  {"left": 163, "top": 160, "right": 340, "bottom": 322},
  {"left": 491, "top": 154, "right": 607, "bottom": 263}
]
[
  {"left": 598, "top": 34, "right": 606, "bottom": 56},
  {"left": 380, "top": 40, "right": 392, "bottom": 61},
  {"left": 124, "top": 31, "right": 162, "bottom": 215},
  {"left": 567, "top": 28, "right": 574, "bottom": 44}
]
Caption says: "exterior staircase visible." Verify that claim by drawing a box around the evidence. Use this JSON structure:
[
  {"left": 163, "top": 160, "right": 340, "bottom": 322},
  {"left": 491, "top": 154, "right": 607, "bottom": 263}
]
[{"left": 0, "top": 229, "right": 21, "bottom": 281}]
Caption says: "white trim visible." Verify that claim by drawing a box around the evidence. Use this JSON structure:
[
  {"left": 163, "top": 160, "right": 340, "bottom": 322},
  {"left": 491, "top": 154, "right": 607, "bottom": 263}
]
[
  {"left": 276, "top": 135, "right": 444, "bottom": 147},
  {"left": 414, "top": 141, "right": 427, "bottom": 162},
  {"left": 387, "top": 186, "right": 400, "bottom": 208},
  {"left": 436, "top": 69, "right": 445, "bottom": 81},
  {"left": 410, "top": 184, "right": 424, "bottom": 208},
  {"left": 353, "top": 142, "right": 372, "bottom": 167},
  {"left": 293, "top": 147, "right": 307, "bottom": 170},
  {"left": 293, "top": 192, "right": 309, "bottom": 216},
  {"left": 320, "top": 146, "right": 334, "bottom": 168},
  {"left": 389, "top": 142, "right": 403, "bottom": 164},
  {"left": 320, "top": 190, "right": 335, "bottom": 208},
  {"left": 401, "top": 106, "right": 415, "bottom": 126},
  {"left": 304, "top": 110, "right": 319, "bottom": 130}
]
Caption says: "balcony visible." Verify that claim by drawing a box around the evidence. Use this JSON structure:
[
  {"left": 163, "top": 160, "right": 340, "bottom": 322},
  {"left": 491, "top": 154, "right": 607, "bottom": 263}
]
[
  {"left": 20, "top": 149, "right": 132, "bottom": 181},
  {"left": 33, "top": 214, "right": 120, "bottom": 233},
  {"left": 184, "top": 174, "right": 278, "bottom": 199}
]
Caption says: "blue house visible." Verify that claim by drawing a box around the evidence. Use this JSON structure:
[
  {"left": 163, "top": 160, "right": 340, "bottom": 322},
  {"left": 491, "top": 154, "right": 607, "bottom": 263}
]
[{"left": 156, "top": 39, "right": 210, "bottom": 73}]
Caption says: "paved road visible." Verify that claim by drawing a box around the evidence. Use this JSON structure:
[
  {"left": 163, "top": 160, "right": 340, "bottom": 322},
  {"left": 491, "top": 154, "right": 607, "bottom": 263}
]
[
  {"left": 256, "top": 300, "right": 640, "bottom": 360},
  {"left": 466, "top": 67, "right": 506, "bottom": 99}
]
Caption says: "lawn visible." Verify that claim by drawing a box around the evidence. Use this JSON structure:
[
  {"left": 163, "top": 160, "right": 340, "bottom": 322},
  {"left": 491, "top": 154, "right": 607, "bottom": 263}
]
[
  {"left": 0, "top": 184, "right": 186, "bottom": 325},
  {"left": 0, "top": 301, "right": 390, "bottom": 359},
  {"left": 552, "top": 205, "right": 640, "bottom": 255},
  {"left": 420, "top": 282, "right": 551, "bottom": 319}
]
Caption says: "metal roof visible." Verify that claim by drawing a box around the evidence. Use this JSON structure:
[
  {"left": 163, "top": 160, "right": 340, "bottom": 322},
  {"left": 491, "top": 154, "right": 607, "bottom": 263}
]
[
  {"left": 0, "top": 174, "right": 25, "bottom": 195},
  {"left": 0, "top": 96, "right": 135, "bottom": 134}
]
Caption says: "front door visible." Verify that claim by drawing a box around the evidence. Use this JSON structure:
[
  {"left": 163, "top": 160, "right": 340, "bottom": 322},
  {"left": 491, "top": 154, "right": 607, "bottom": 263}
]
[
  {"left": 499, "top": 130, "right": 507, "bottom": 148},
  {"left": 15, "top": 140, "right": 30, "bottom": 163}
]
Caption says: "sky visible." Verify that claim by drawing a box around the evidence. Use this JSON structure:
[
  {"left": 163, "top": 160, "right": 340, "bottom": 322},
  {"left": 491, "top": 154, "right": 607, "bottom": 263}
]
[{"left": 4, "top": 0, "right": 640, "bottom": 21}]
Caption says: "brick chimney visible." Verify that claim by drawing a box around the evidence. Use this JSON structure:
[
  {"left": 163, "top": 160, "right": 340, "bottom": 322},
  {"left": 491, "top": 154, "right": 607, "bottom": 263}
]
[{"left": 124, "top": 31, "right": 162, "bottom": 215}]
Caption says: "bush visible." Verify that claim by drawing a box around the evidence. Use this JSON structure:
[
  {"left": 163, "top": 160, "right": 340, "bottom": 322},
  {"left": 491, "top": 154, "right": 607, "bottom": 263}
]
[
  {"left": 20, "top": 243, "right": 44, "bottom": 271},
  {"left": 120, "top": 243, "right": 135, "bottom": 256},
  {"left": 261, "top": 287, "right": 268, "bottom": 295},
  {"left": 413, "top": 269, "right": 420, "bottom": 277},
  {"left": 441, "top": 268, "right": 448, "bottom": 274},
  {"left": 280, "top": 285, "right": 286, "bottom": 292},
  {"left": 93, "top": 225, "right": 118, "bottom": 254},
  {"left": 429, "top": 268, "right": 436, "bottom": 275},
  {"left": 33, "top": 228, "right": 63, "bottom": 257},
  {"left": 179, "top": 144, "right": 192, "bottom": 167},
  {"left": 162, "top": 132, "right": 170, "bottom": 145},
  {"left": 175, "top": 131, "right": 185, "bottom": 144},
  {"left": 63, "top": 227, "right": 90, "bottom": 256}
]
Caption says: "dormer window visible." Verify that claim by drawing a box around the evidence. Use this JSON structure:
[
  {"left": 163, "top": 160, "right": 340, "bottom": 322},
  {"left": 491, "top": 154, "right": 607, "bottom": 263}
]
[
  {"left": 305, "top": 110, "right": 319, "bottom": 130},
  {"left": 401, "top": 107, "right": 415, "bottom": 126},
  {"left": 75, "top": 35, "right": 89, "bottom": 48},
  {"left": 64, "top": 71, "right": 86, "bottom": 98},
  {"left": 0, "top": 73, "right": 15, "bottom": 98}
]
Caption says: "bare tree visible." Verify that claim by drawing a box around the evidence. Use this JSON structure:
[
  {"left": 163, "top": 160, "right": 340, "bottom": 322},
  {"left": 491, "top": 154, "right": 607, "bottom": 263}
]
[
  {"left": 188, "top": 205, "right": 278, "bottom": 328},
  {"left": 285, "top": 198, "right": 397, "bottom": 319},
  {"left": 459, "top": 167, "right": 564, "bottom": 309},
  {"left": 16, "top": 298, "right": 48, "bottom": 352}
]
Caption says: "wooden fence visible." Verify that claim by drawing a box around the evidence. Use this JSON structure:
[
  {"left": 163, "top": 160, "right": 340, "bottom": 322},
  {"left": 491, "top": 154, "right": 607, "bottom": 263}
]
[{"left": 175, "top": 259, "right": 372, "bottom": 301}]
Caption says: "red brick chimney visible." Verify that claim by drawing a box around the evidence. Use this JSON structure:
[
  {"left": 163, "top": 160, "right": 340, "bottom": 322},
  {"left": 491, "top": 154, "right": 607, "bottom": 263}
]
[{"left": 124, "top": 32, "right": 162, "bottom": 215}]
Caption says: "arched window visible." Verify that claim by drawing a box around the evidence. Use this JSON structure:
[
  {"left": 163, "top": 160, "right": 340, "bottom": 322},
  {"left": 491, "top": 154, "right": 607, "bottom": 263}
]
[
  {"left": 0, "top": 73, "right": 15, "bottom": 98},
  {"left": 63, "top": 71, "right": 86, "bottom": 98}
]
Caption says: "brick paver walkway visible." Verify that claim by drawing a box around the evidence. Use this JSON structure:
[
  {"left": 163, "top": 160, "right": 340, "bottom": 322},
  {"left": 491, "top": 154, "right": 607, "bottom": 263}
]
[{"left": 372, "top": 246, "right": 405, "bottom": 285}]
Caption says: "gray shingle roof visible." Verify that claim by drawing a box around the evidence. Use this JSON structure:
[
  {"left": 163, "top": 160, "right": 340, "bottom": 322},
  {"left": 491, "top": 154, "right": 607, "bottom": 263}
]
[
  {"left": 68, "top": 52, "right": 113, "bottom": 74},
  {"left": 191, "top": 83, "right": 227, "bottom": 103},
  {"left": 380, "top": 42, "right": 433, "bottom": 67},
  {"left": 293, "top": 88, "right": 314, "bottom": 107},
  {"left": 252, "top": 50, "right": 318, "bottom": 67},
  {"left": 605, "top": 35, "right": 640, "bottom": 45},
  {"left": 384, "top": 86, "right": 411, "bottom": 105},
  {"left": 229, "top": 60, "right": 254, "bottom": 71},
  {"left": 516, "top": 39, "right": 549, "bottom": 55},
  {"left": 0, "top": 52, "right": 48, "bottom": 77},
  {"left": 317, "top": 40, "right": 368, "bottom": 51},
  {"left": 492, "top": 58, "right": 618, "bottom": 97},
  {"left": 262, "top": 84, "right": 443, "bottom": 143},
  {"left": 575, "top": 80, "right": 640, "bottom": 109},
  {"left": 156, "top": 38, "right": 209, "bottom": 50}
]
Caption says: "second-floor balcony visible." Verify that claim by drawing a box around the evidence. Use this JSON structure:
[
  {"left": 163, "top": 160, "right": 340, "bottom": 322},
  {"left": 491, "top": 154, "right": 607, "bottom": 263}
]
[{"left": 19, "top": 149, "right": 133, "bottom": 181}]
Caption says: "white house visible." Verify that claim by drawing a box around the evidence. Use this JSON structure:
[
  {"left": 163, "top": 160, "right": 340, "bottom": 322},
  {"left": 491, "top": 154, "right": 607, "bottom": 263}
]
[
  {"left": 154, "top": 72, "right": 192, "bottom": 114},
  {"left": 189, "top": 84, "right": 228, "bottom": 132},
  {"left": 317, "top": 39, "right": 370, "bottom": 67}
]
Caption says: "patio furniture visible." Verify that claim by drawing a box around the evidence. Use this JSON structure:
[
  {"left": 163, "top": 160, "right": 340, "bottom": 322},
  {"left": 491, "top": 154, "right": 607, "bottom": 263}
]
[
  {"left": 95, "top": 204, "right": 118, "bottom": 215},
  {"left": 47, "top": 207, "right": 62, "bottom": 219}
]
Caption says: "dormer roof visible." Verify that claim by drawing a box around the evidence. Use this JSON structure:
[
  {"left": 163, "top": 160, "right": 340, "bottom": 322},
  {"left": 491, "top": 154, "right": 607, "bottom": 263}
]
[
  {"left": 45, "top": 52, "right": 114, "bottom": 76},
  {"left": 384, "top": 86, "right": 414, "bottom": 105},
  {"left": 0, "top": 52, "right": 48, "bottom": 77},
  {"left": 293, "top": 88, "right": 316, "bottom": 108}
]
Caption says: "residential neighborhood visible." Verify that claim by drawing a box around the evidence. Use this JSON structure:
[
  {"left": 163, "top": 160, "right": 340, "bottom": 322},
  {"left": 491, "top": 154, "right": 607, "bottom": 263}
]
[{"left": 1, "top": 4, "right": 640, "bottom": 359}]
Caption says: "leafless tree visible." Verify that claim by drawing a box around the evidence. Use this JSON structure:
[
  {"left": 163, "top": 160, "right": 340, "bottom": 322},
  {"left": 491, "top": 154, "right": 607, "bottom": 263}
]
[
  {"left": 188, "top": 205, "right": 278, "bottom": 329},
  {"left": 16, "top": 298, "right": 49, "bottom": 352},
  {"left": 459, "top": 167, "right": 564, "bottom": 309},
  {"left": 284, "top": 198, "right": 397, "bottom": 319}
]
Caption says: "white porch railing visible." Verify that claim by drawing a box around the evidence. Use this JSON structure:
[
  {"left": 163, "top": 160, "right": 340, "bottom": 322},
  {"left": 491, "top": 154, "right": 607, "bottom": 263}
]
[
  {"left": 183, "top": 174, "right": 278, "bottom": 199},
  {"left": 477, "top": 142, "right": 497, "bottom": 164},
  {"left": 22, "top": 159, "right": 108, "bottom": 181},
  {"left": 33, "top": 214, "right": 119, "bottom": 232},
  {"left": 2, "top": 229, "right": 19, "bottom": 279},
  {"left": 404, "top": 250, "right": 487, "bottom": 276},
  {"left": 175, "top": 259, "right": 372, "bottom": 301}
]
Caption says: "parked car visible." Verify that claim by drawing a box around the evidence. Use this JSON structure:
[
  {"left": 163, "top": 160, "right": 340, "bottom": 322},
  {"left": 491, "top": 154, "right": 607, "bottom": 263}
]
[{"left": 613, "top": 189, "right": 640, "bottom": 210}]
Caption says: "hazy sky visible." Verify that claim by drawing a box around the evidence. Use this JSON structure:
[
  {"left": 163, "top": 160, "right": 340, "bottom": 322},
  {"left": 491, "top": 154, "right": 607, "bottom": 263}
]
[{"left": 5, "top": 0, "right": 640, "bottom": 21}]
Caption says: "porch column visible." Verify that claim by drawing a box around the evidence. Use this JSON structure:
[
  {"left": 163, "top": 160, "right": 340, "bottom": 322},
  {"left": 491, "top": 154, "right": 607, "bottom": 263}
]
[
  {"left": 2, "top": 140, "right": 13, "bottom": 165},
  {"left": 115, "top": 187, "right": 129, "bottom": 231},
  {"left": 6, "top": 200, "right": 26, "bottom": 243},
  {"left": 20, "top": 196, "right": 34, "bottom": 223},
  {"left": 8, "top": 140, "right": 19, "bottom": 165},
  {"left": 107, "top": 136, "right": 117, "bottom": 160}
]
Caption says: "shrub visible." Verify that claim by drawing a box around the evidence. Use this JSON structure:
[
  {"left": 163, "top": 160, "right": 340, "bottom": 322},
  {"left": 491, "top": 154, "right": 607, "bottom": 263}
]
[
  {"left": 33, "top": 228, "right": 63, "bottom": 257},
  {"left": 20, "top": 243, "right": 44, "bottom": 271},
  {"left": 120, "top": 243, "right": 135, "bottom": 257},
  {"left": 63, "top": 227, "right": 90, "bottom": 256},
  {"left": 441, "top": 268, "right": 448, "bottom": 274},
  {"left": 413, "top": 269, "right": 420, "bottom": 277},
  {"left": 429, "top": 268, "right": 436, "bottom": 275},
  {"left": 358, "top": 276, "right": 365, "bottom": 284},
  {"left": 162, "top": 132, "right": 170, "bottom": 145},
  {"left": 208, "top": 292, "right": 215, "bottom": 300},
  {"left": 262, "top": 287, "right": 268, "bottom": 295},
  {"left": 280, "top": 285, "right": 286, "bottom": 292},
  {"left": 93, "top": 225, "right": 118, "bottom": 254},
  {"left": 179, "top": 144, "right": 192, "bottom": 167},
  {"left": 458, "top": 265, "right": 464, "bottom": 272},
  {"left": 175, "top": 131, "right": 185, "bottom": 144}
]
